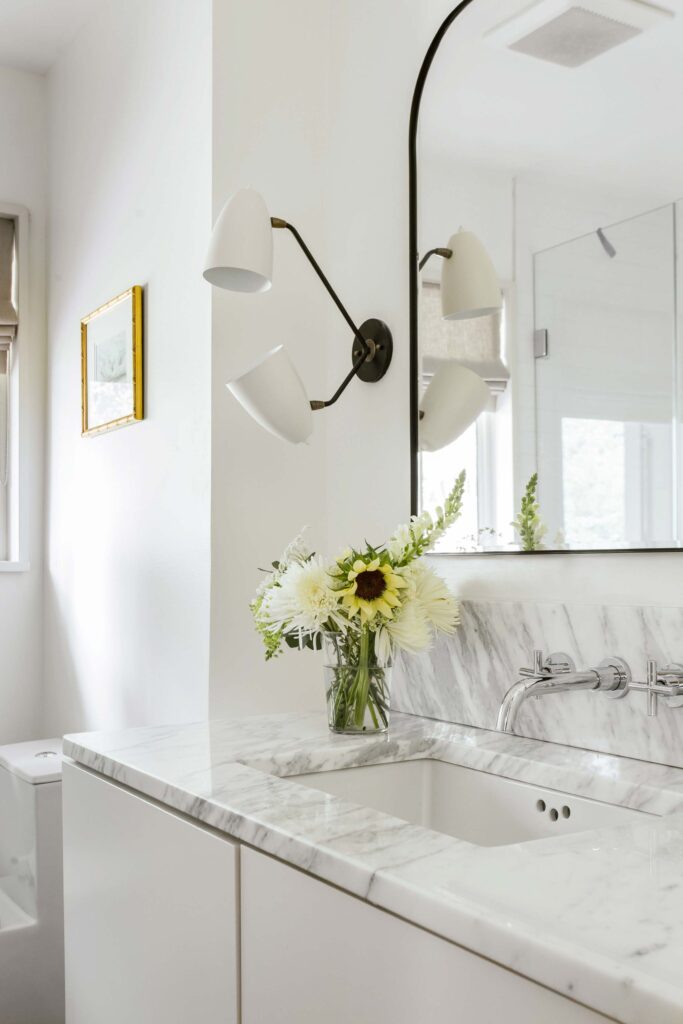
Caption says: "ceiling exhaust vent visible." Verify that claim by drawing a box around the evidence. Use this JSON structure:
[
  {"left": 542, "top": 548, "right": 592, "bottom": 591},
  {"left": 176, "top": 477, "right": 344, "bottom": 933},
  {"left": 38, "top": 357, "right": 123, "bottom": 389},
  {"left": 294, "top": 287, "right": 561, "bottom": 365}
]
[{"left": 485, "top": 0, "right": 674, "bottom": 67}]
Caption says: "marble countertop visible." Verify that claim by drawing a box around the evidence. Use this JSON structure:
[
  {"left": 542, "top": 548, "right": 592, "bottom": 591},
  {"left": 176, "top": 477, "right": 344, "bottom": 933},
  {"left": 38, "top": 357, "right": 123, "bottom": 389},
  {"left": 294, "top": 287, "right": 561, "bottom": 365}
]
[{"left": 64, "top": 712, "right": 683, "bottom": 1024}]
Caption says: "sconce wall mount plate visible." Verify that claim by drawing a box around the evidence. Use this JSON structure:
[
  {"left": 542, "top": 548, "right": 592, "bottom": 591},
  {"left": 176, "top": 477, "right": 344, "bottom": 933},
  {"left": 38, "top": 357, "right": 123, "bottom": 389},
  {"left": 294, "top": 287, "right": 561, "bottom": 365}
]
[{"left": 352, "top": 319, "right": 393, "bottom": 383}]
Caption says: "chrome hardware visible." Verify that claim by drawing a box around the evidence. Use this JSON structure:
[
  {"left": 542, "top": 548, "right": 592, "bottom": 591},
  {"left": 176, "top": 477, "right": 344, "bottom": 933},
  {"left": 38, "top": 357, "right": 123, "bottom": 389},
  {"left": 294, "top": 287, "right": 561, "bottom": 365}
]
[
  {"left": 533, "top": 328, "right": 549, "bottom": 359},
  {"left": 496, "top": 649, "right": 630, "bottom": 734},
  {"left": 599, "top": 657, "right": 631, "bottom": 700},
  {"left": 519, "top": 649, "right": 574, "bottom": 679},
  {"left": 627, "top": 660, "right": 683, "bottom": 717}
]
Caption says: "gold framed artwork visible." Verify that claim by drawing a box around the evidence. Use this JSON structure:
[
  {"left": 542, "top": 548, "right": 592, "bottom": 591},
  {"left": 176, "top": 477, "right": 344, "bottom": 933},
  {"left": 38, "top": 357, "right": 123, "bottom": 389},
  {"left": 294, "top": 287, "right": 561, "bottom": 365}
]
[{"left": 81, "top": 285, "right": 143, "bottom": 437}]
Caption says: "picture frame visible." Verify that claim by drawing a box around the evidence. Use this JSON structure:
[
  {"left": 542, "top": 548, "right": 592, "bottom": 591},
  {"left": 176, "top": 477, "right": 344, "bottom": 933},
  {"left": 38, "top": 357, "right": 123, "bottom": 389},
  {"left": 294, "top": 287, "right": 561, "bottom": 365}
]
[{"left": 81, "top": 285, "right": 143, "bottom": 437}]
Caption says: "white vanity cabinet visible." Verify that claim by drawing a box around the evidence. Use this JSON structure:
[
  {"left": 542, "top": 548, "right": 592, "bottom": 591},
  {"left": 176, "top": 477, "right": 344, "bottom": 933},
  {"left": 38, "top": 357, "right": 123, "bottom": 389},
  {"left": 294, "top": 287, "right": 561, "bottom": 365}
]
[
  {"left": 63, "top": 763, "right": 615, "bottom": 1024},
  {"left": 241, "top": 847, "right": 612, "bottom": 1024},
  {"left": 62, "top": 762, "right": 239, "bottom": 1024}
]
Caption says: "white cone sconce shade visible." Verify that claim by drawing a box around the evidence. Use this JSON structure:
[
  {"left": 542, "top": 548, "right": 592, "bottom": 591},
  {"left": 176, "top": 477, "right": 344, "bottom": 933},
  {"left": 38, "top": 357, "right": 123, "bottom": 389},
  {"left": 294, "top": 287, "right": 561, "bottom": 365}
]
[
  {"left": 226, "top": 345, "right": 313, "bottom": 444},
  {"left": 205, "top": 188, "right": 394, "bottom": 444},
  {"left": 203, "top": 189, "right": 273, "bottom": 293},
  {"left": 419, "top": 361, "right": 489, "bottom": 452},
  {"left": 441, "top": 230, "right": 502, "bottom": 321}
]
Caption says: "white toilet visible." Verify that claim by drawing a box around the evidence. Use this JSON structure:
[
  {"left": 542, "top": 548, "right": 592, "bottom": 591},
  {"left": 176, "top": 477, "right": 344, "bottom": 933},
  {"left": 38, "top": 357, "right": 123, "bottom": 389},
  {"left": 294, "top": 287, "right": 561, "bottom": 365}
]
[{"left": 0, "top": 738, "right": 64, "bottom": 1024}]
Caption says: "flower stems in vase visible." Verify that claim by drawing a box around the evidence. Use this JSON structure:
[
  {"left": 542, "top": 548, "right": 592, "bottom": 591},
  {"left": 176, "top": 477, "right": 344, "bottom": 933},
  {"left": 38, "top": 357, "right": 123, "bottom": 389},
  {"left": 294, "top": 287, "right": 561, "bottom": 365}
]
[{"left": 325, "top": 628, "right": 390, "bottom": 733}]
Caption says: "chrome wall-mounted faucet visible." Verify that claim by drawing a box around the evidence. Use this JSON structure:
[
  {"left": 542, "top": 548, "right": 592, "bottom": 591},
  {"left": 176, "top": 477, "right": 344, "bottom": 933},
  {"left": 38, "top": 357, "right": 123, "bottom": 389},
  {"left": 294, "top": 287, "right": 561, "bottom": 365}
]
[
  {"left": 496, "top": 650, "right": 630, "bottom": 734},
  {"left": 496, "top": 651, "right": 683, "bottom": 732}
]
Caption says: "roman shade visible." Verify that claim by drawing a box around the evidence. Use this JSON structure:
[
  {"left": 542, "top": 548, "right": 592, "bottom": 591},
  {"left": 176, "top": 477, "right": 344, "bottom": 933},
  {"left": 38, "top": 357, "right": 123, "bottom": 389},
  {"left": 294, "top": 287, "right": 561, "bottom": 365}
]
[
  {"left": 0, "top": 217, "right": 18, "bottom": 341},
  {"left": 420, "top": 281, "right": 509, "bottom": 393}
]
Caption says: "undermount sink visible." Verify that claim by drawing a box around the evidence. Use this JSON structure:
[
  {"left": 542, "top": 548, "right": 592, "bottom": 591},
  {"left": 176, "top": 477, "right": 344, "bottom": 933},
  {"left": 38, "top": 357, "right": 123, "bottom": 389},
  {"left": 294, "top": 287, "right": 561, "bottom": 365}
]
[{"left": 292, "top": 759, "right": 651, "bottom": 846}]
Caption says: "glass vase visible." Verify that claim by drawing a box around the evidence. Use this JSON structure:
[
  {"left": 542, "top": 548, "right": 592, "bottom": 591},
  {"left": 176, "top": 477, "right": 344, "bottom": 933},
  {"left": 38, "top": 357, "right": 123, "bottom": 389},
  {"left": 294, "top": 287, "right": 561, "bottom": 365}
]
[{"left": 322, "top": 628, "right": 392, "bottom": 734}]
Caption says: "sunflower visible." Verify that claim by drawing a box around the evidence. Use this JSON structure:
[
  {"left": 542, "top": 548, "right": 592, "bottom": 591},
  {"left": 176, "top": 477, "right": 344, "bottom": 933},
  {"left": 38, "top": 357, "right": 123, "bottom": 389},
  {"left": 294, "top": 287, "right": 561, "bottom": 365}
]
[{"left": 337, "top": 557, "right": 406, "bottom": 623}]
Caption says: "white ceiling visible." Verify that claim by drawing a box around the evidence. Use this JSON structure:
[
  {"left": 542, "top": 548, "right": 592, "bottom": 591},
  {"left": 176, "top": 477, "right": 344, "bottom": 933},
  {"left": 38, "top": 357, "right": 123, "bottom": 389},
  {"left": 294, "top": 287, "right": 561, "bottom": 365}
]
[
  {"left": 0, "top": 0, "right": 102, "bottom": 73},
  {"left": 420, "top": 0, "right": 683, "bottom": 199}
]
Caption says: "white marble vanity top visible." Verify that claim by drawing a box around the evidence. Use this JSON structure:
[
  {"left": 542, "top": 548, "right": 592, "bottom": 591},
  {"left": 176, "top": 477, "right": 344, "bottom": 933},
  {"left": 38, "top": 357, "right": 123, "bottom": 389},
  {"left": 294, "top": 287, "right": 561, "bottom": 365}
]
[{"left": 64, "top": 712, "right": 683, "bottom": 1024}]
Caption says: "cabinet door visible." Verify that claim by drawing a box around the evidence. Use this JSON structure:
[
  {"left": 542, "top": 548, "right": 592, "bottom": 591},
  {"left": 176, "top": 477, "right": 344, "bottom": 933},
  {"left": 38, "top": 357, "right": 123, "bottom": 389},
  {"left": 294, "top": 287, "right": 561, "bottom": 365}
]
[
  {"left": 63, "top": 761, "right": 238, "bottom": 1024},
  {"left": 241, "top": 847, "right": 612, "bottom": 1024}
]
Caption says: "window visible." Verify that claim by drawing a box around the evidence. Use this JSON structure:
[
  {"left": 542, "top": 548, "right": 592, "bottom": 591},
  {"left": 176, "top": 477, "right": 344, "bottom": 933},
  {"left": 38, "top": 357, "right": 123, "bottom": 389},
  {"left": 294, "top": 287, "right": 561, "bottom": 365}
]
[
  {"left": 418, "top": 281, "right": 513, "bottom": 550},
  {"left": 561, "top": 417, "right": 673, "bottom": 548},
  {"left": 0, "top": 213, "right": 20, "bottom": 562}
]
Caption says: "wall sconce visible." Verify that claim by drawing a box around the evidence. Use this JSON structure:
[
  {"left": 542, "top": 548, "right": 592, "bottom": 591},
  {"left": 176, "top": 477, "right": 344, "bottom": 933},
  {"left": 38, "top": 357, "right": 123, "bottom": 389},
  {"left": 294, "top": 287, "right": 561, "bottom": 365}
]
[
  {"left": 419, "top": 361, "right": 489, "bottom": 451},
  {"left": 203, "top": 189, "right": 393, "bottom": 443},
  {"left": 417, "top": 227, "right": 501, "bottom": 450},
  {"left": 420, "top": 228, "right": 502, "bottom": 321}
]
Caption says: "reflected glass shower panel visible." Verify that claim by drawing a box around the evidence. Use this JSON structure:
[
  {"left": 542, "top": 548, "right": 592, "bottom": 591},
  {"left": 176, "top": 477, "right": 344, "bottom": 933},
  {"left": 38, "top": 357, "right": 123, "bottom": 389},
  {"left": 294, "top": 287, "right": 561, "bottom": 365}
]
[{"left": 534, "top": 204, "right": 677, "bottom": 549}]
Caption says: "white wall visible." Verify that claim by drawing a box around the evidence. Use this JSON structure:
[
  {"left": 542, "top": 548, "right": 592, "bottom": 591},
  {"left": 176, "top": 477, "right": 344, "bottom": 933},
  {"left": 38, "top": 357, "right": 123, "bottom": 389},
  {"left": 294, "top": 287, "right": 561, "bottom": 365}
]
[
  {"left": 43, "top": 0, "right": 212, "bottom": 735},
  {"left": 209, "top": 0, "right": 332, "bottom": 717},
  {"left": 42, "top": 0, "right": 683, "bottom": 734},
  {"left": 0, "top": 66, "right": 47, "bottom": 744},
  {"left": 323, "top": 0, "right": 420, "bottom": 554}
]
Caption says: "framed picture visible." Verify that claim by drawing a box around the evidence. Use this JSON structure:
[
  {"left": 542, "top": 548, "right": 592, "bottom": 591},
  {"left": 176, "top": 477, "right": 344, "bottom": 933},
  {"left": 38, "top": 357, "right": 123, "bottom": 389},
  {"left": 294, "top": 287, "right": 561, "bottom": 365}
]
[{"left": 81, "top": 285, "right": 143, "bottom": 436}]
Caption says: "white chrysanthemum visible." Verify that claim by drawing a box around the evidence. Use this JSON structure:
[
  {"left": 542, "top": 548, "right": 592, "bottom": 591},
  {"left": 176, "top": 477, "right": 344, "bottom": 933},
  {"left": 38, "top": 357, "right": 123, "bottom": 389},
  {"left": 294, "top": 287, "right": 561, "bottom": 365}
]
[
  {"left": 408, "top": 561, "right": 460, "bottom": 633},
  {"left": 374, "top": 626, "right": 393, "bottom": 665},
  {"left": 386, "top": 601, "right": 432, "bottom": 654},
  {"left": 264, "top": 557, "right": 341, "bottom": 633}
]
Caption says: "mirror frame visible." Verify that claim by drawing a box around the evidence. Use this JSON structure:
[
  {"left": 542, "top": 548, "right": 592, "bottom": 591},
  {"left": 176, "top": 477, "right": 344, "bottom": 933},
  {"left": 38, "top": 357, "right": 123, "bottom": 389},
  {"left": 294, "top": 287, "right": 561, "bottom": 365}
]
[{"left": 408, "top": 1, "right": 683, "bottom": 555}]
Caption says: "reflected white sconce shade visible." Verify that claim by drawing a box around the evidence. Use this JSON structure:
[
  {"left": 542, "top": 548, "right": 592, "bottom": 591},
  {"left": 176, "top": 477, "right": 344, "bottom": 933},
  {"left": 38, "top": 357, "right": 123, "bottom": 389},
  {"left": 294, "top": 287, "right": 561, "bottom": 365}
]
[
  {"left": 226, "top": 345, "right": 313, "bottom": 444},
  {"left": 203, "top": 188, "right": 273, "bottom": 293},
  {"left": 441, "top": 230, "right": 502, "bottom": 321},
  {"left": 419, "top": 361, "right": 489, "bottom": 452}
]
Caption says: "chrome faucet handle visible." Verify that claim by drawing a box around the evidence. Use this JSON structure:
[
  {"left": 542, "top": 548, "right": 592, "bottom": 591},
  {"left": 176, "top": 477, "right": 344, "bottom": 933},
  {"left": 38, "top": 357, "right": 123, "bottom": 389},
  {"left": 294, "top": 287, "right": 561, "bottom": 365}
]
[
  {"left": 647, "top": 659, "right": 658, "bottom": 717},
  {"left": 519, "top": 650, "right": 575, "bottom": 679},
  {"left": 519, "top": 649, "right": 548, "bottom": 678},
  {"left": 629, "top": 660, "right": 683, "bottom": 716}
]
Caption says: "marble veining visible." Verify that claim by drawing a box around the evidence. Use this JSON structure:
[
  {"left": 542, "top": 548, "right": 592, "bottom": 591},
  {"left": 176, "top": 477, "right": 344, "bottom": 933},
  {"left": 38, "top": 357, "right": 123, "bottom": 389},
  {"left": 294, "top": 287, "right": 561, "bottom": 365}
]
[
  {"left": 393, "top": 598, "right": 683, "bottom": 767},
  {"left": 65, "top": 711, "right": 683, "bottom": 1024}
]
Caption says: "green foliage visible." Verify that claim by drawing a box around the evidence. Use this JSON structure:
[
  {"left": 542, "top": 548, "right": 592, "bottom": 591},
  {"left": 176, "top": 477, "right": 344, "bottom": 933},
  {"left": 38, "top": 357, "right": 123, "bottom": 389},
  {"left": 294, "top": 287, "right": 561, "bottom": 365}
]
[
  {"left": 251, "top": 591, "right": 285, "bottom": 660},
  {"left": 512, "top": 473, "right": 547, "bottom": 552},
  {"left": 284, "top": 631, "right": 323, "bottom": 652}
]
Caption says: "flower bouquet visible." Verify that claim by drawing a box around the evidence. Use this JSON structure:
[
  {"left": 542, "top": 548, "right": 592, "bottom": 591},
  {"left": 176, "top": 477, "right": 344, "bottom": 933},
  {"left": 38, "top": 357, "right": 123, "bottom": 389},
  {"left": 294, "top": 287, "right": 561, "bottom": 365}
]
[{"left": 251, "top": 472, "right": 465, "bottom": 734}]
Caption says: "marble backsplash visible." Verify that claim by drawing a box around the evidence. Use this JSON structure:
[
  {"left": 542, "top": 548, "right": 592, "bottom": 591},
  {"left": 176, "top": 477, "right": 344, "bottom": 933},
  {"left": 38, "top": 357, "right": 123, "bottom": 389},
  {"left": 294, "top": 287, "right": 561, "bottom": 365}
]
[{"left": 392, "top": 599, "right": 683, "bottom": 768}]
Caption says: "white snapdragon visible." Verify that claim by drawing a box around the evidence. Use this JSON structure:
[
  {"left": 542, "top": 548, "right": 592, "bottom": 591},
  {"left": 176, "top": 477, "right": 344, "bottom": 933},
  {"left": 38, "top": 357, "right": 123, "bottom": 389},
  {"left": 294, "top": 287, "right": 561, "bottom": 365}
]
[
  {"left": 387, "top": 523, "right": 412, "bottom": 560},
  {"left": 279, "top": 527, "right": 312, "bottom": 568}
]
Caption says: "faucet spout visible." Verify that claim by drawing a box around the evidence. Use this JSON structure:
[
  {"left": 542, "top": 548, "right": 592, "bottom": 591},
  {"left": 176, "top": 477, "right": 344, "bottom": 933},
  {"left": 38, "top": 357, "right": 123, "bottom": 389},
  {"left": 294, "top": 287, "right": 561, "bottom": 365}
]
[{"left": 496, "top": 658, "right": 628, "bottom": 734}]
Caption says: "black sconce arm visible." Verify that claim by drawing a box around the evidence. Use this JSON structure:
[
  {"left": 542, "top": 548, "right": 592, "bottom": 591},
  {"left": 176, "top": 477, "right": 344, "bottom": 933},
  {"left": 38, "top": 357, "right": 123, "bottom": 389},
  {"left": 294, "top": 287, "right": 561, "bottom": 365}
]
[
  {"left": 418, "top": 246, "right": 453, "bottom": 271},
  {"left": 271, "top": 217, "right": 392, "bottom": 408}
]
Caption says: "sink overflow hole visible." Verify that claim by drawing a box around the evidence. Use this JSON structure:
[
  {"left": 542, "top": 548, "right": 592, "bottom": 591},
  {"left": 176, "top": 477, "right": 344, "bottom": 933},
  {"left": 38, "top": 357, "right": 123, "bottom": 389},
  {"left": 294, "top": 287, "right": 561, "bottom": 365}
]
[
  {"left": 536, "top": 799, "right": 546, "bottom": 812},
  {"left": 549, "top": 808, "right": 559, "bottom": 822},
  {"left": 562, "top": 805, "right": 571, "bottom": 819}
]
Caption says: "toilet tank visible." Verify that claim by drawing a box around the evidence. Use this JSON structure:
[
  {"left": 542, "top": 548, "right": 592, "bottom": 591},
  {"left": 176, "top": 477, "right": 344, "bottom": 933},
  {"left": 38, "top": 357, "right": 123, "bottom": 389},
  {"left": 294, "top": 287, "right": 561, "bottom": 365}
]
[{"left": 0, "top": 739, "right": 63, "bottom": 920}]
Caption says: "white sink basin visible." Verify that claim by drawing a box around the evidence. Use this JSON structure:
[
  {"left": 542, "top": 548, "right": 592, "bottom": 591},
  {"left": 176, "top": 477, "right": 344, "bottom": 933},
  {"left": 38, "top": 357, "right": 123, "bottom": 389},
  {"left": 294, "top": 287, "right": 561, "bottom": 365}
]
[{"left": 292, "top": 760, "right": 650, "bottom": 846}]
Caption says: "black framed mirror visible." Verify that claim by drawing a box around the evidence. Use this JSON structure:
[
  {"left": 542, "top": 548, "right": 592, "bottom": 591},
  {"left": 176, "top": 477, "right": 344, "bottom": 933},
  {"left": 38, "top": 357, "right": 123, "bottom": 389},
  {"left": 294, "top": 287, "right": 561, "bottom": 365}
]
[{"left": 409, "top": 0, "right": 683, "bottom": 555}]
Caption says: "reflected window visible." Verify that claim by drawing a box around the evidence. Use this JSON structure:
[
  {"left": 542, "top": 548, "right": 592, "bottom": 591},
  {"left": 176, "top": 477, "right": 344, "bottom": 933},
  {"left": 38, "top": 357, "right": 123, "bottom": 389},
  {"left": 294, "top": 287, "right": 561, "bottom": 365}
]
[
  {"left": 421, "top": 420, "right": 479, "bottom": 550},
  {"left": 561, "top": 419, "right": 625, "bottom": 548},
  {"left": 561, "top": 417, "right": 674, "bottom": 548}
]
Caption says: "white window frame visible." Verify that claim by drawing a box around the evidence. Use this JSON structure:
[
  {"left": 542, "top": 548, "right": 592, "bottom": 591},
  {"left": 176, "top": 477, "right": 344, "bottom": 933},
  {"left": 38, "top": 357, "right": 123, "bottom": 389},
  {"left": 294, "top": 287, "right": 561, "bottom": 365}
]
[{"left": 0, "top": 203, "right": 30, "bottom": 570}]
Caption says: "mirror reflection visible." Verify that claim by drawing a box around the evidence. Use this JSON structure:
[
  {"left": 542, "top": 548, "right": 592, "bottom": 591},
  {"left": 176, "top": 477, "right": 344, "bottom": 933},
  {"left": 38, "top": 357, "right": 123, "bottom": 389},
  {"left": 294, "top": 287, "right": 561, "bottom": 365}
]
[{"left": 416, "top": 0, "right": 683, "bottom": 552}]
